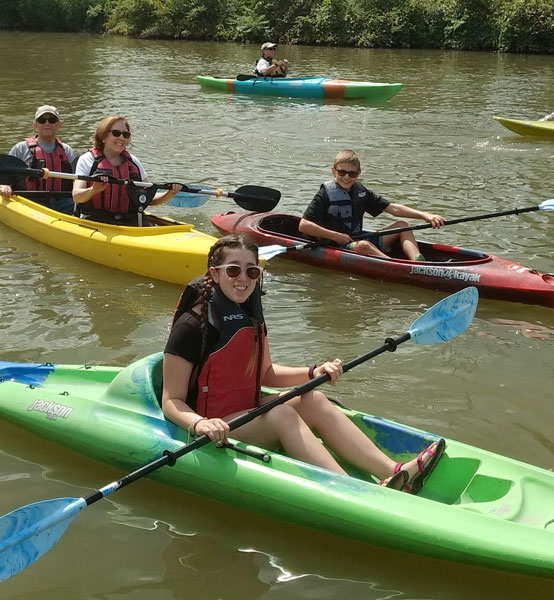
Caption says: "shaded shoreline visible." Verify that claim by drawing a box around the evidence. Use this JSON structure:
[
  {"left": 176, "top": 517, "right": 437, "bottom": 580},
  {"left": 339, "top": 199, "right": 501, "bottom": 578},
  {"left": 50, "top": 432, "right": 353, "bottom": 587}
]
[{"left": 1, "top": 0, "right": 554, "bottom": 55}]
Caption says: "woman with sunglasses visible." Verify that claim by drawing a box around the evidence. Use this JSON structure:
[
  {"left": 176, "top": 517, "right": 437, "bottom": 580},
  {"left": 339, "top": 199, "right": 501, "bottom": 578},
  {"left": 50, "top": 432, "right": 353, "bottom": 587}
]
[
  {"left": 162, "top": 234, "right": 443, "bottom": 493},
  {"left": 73, "top": 115, "right": 181, "bottom": 225},
  {"left": 299, "top": 149, "right": 445, "bottom": 261}
]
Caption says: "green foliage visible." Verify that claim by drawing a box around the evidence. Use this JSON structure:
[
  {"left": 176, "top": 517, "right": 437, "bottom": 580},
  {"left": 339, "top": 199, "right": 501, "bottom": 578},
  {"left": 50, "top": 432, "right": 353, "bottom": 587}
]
[
  {"left": 1, "top": 0, "right": 554, "bottom": 54},
  {"left": 0, "top": 0, "right": 97, "bottom": 31},
  {"left": 441, "top": 0, "right": 499, "bottom": 50},
  {"left": 104, "top": 0, "right": 157, "bottom": 35},
  {"left": 497, "top": 0, "right": 554, "bottom": 53},
  {"left": 227, "top": 1, "right": 270, "bottom": 42}
]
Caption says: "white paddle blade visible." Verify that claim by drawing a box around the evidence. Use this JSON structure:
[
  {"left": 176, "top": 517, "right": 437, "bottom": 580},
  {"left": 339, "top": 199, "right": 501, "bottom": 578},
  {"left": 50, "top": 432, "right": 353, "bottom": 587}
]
[
  {"left": 409, "top": 286, "right": 479, "bottom": 345},
  {"left": 0, "top": 497, "right": 86, "bottom": 582},
  {"left": 539, "top": 199, "right": 554, "bottom": 211},
  {"left": 258, "top": 244, "right": 289, "bottom": 261}
]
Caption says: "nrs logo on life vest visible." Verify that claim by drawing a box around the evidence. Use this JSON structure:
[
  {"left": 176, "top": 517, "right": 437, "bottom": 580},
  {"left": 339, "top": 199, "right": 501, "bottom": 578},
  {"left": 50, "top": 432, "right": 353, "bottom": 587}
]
[
  {"left": 223, "top": 314, "right": 245, "bottom": 321},
  {"left": 27, "top": 399, "right": 73, "bottom": 420}
]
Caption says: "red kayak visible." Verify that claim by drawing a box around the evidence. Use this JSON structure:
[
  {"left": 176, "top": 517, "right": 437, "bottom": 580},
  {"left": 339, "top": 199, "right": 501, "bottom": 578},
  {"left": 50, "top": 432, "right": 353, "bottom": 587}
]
[{"left": 211, "top": 211, "right": 554, "bottom": 308}]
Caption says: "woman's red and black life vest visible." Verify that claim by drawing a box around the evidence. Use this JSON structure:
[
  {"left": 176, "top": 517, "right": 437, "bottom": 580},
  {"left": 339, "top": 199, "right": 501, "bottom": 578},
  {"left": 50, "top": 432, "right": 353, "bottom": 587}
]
[
  {"left": 25, "top": 137, "right": 73, "bottom": 192},
  {"left": 171, "top": 278, "right": 265, "bottom": 418},
  {"left": 83, "top": 148, "right": 142, "bottom": 214}
]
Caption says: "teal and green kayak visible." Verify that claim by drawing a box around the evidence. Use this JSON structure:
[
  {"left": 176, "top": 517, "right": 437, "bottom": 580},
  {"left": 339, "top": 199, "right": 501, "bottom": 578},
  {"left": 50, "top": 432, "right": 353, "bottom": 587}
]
[
  {"left": 197, "top": 75, "right": 402, "bottom": 101},
  {"left": 0, "top": 353, "right": 553, "bottom": 578}
]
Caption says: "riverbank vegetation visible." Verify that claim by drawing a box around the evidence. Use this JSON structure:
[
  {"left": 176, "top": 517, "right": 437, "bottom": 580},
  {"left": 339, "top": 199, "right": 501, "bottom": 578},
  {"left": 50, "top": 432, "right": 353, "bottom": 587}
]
[{"left": 2, "top": 0, "right": 554, "bottom": 54}]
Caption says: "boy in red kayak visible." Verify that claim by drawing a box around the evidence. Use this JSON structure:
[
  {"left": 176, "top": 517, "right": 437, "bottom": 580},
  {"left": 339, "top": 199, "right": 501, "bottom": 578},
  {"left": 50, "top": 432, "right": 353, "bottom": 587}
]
[{"left": 298, "top": 149, "right": 445, "bottom": 261}]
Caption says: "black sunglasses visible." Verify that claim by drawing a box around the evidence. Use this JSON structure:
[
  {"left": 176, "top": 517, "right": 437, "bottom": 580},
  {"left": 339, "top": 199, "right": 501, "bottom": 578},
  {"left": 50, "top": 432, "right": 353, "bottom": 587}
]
[
  {"left": 214, "top": 264, "right": 263, "bottom": 280},
  {"left": 335, "top": 168, "right": 360, "bottom": 178},
  {"left": 110, "top": 129, "right": 131, "bottom": 139},
  {"left": 36, "top": 116, "right": 59, "bottom": 124}
]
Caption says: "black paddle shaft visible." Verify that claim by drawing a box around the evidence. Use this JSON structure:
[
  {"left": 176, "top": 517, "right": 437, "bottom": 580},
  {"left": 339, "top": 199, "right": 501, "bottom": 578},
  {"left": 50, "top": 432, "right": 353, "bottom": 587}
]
[
  {"left": 84, "top": 332, "right": 410, "bottom": 506},
  {"left": 0, "top": 154, "right": 280, "bottom": 212},
  {"left": 356, "top": 206, "right": 541, "bottom": 239}
]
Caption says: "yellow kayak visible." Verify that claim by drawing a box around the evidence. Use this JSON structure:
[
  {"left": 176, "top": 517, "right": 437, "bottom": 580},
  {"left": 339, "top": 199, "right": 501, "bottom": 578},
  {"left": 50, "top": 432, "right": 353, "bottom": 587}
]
[
  {"left": 493, "top": 116, "right": 554, "bottom": 138},
  {"left": 0, "top": 193, "right": 217, "bottom": 285}
]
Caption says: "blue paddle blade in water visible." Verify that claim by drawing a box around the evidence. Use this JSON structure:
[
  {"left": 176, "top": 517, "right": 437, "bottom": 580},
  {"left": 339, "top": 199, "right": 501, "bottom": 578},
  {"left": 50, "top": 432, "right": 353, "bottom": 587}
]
[
  {"left": 0, "top": 497, "right": 85, "bottom": 582},
  {"left": 166, "top": 190, "right": 210, "bottom": 208},
  {"left": 409, "top": 286, "right": 479, "bottom": 345}
]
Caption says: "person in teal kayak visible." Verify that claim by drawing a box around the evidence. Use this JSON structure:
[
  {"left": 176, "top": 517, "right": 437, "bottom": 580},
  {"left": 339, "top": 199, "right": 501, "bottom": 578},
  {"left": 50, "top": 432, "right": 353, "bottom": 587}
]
[
  {"left": 72, "top": 115, "right": 181, "bottom": 225},
  {"left": 299, "top": 149, "right": 446, "bottom": 261},
  {"left": 253, "top": 42, "right": 289, "bottom": 77},
  {"left": 0, "top": 105, "right": 77, "bottom": 214},
  {"left": 162, "top": 234, "right": 445, "bottom": 494}
]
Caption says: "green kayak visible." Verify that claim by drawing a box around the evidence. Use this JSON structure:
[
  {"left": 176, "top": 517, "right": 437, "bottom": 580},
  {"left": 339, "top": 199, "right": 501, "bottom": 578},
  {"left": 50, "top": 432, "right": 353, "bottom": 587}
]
[{"left": 0, "top": 353, "right": 553, "bottom": 578}]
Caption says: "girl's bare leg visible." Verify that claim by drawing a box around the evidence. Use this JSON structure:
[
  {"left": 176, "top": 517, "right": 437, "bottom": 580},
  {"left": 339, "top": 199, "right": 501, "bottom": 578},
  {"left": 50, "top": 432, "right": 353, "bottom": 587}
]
[
  {"left": 291, "top": 391, "right": 437, "bottom": 481},
  {"left": 229, "top": 403, "right": 349, "bottom": 474}
]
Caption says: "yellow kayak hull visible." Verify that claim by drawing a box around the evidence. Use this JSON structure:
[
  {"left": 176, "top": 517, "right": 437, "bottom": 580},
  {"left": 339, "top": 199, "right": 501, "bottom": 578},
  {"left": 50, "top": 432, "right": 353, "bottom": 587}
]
[
  {"left": 0, "top": 194, "right": 217, "bottom": 285},
  {"left": 493, "top": 116, "right": 554, "bottom": 138}
]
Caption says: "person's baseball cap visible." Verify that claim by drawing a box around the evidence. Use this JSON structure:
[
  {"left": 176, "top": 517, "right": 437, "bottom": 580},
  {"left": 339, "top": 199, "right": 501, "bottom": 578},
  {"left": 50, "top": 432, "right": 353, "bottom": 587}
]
[
  {"left": 35, "top": 105, "right": 61, "bottom": 121},
  {"left": 261, "top": 42, "right": 277, "bottom": 51}
]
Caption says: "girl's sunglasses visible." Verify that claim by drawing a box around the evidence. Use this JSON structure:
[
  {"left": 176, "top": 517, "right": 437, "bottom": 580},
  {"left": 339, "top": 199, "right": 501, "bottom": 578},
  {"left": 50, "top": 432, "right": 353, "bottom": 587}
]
[
  {"left": 214, "top": 264, "right": 263, "bottom": 280},
  {"left": 36, "top": 116, "right": 59, "bottom": 124},
  {"left": 110, "top": 129, "right": 131, "bottom": 139},
  {"left": 335, "top": 168, "right": 360, "bottom": 178}
]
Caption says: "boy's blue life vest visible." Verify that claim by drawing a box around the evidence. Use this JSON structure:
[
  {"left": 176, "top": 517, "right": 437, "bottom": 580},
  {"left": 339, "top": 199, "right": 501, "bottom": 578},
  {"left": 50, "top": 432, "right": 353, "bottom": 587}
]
[{"left": 323, "top": 180, "right": 367, "bottom": 235}]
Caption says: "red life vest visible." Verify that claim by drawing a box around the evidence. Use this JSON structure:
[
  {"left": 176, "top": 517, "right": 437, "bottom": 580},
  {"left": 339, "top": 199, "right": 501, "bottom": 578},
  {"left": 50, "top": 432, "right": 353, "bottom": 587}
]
[
  {"left": 85, "top": 147, "right": 142, "bottom": 213},
  {"left": 24, "top": 137, "right": 73, "bottom": 192},
  {"left": 172, "top": 280, "right": 265, "bottom": 418}
]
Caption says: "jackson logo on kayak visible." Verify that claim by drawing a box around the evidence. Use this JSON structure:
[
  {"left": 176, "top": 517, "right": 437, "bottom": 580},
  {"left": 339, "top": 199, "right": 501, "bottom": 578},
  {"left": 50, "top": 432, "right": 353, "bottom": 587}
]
[
  {"left": 409, "top": 265, "right": 481, "bottom": 283},
  {"left": 27, "top": 399, "right": 73, "bottom": 421}
]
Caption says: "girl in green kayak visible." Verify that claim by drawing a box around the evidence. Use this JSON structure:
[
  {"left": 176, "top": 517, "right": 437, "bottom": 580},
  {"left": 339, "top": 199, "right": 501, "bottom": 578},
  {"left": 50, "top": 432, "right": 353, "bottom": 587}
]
[{"left": 162, "top": 234, "right": 444, "bottom": 493}]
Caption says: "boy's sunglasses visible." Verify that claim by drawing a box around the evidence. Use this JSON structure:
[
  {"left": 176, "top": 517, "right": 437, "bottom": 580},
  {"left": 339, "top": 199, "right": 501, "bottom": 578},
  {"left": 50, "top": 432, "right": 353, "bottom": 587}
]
[
  {"left": 110, "top": 129, "right": 131, "bottom": 139},
  {"left": 214, "top": 264, "right": 263, "bottom": 280},
  {"left": 335, "top": 168, "right": 360, "bottom": 178},
  {"left": 36, "top": 116, "right": 59, "bottom": 124}
]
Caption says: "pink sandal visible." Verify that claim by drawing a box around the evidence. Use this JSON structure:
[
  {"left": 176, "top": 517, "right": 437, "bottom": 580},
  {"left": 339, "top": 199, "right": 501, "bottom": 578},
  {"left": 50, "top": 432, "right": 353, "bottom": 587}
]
[
  {"left": 392, "top": 462, "right": 412, "bottom": 493},
  {"left": 378, "top": 468, "right": 408, "bottom": 491},
  {"left": 410, "top": 438, "right": 446, "bottom": 495}
]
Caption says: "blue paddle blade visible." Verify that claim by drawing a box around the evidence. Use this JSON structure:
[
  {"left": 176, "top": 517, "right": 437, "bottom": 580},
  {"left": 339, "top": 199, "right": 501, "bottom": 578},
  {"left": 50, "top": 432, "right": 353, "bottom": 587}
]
[
  {"left": 539, "top": 199, "right": 554, "bottom": 211},
  {"left": 0, "top": 497, "right": 86, "bottom": 582},
  {"left": 166, "top": 190, "right": 211, "bottom": 208},
  {"left": 408, "top": 286, "right": 479, "bottom": 345}
]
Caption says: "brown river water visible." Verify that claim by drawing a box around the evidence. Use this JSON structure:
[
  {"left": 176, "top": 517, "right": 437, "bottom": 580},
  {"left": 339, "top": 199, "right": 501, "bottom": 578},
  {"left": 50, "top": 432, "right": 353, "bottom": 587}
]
[{"left": 0, "top": 31, "right": 553, "bottom": 599}]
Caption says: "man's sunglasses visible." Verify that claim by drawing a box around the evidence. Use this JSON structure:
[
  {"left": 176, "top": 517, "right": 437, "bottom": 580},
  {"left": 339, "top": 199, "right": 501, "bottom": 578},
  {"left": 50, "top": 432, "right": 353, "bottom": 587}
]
[
  {"left": 110, "top": 129, "right": 131, "bottom": 139},
  {"left": 335, "top": 168, "right": 360, "bottom": 178},
  {"left": 36, "top": 116, "right": 59, "bottom": 124},
  {"left": 214, "top": 264, "right": 263, "bottom": 280}
]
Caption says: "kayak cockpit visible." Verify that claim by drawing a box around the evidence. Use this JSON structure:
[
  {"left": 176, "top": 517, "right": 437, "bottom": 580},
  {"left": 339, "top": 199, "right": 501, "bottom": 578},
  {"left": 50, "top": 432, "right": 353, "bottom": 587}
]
[{"left": 258, "top": 214, "right": 491, "bottom": 265}]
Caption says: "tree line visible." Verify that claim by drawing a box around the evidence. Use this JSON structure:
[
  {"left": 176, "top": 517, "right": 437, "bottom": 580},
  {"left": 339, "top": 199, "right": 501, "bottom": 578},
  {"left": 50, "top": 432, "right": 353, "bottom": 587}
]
[{"left": 2, "top": 0, "right": 554, "bottom": 54}]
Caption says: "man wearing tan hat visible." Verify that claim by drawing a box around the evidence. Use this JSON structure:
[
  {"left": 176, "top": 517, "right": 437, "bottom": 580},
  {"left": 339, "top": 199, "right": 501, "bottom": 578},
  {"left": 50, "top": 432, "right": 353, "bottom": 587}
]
[
  {"left": 0, "top": 105, "right": 77, "bottom": 214},
  {"left": 254, "top": 42, "right": 289, "bottom": 77}
]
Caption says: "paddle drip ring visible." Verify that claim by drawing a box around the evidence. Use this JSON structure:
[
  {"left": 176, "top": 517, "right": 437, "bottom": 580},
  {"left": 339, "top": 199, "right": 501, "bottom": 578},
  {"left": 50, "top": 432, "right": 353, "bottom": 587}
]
[
  {"left": 162, "top": 449, "right": 178, "bottom": 467},
  {"left": 384, "top": 337, "right": 398, "bottom": 352}
]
